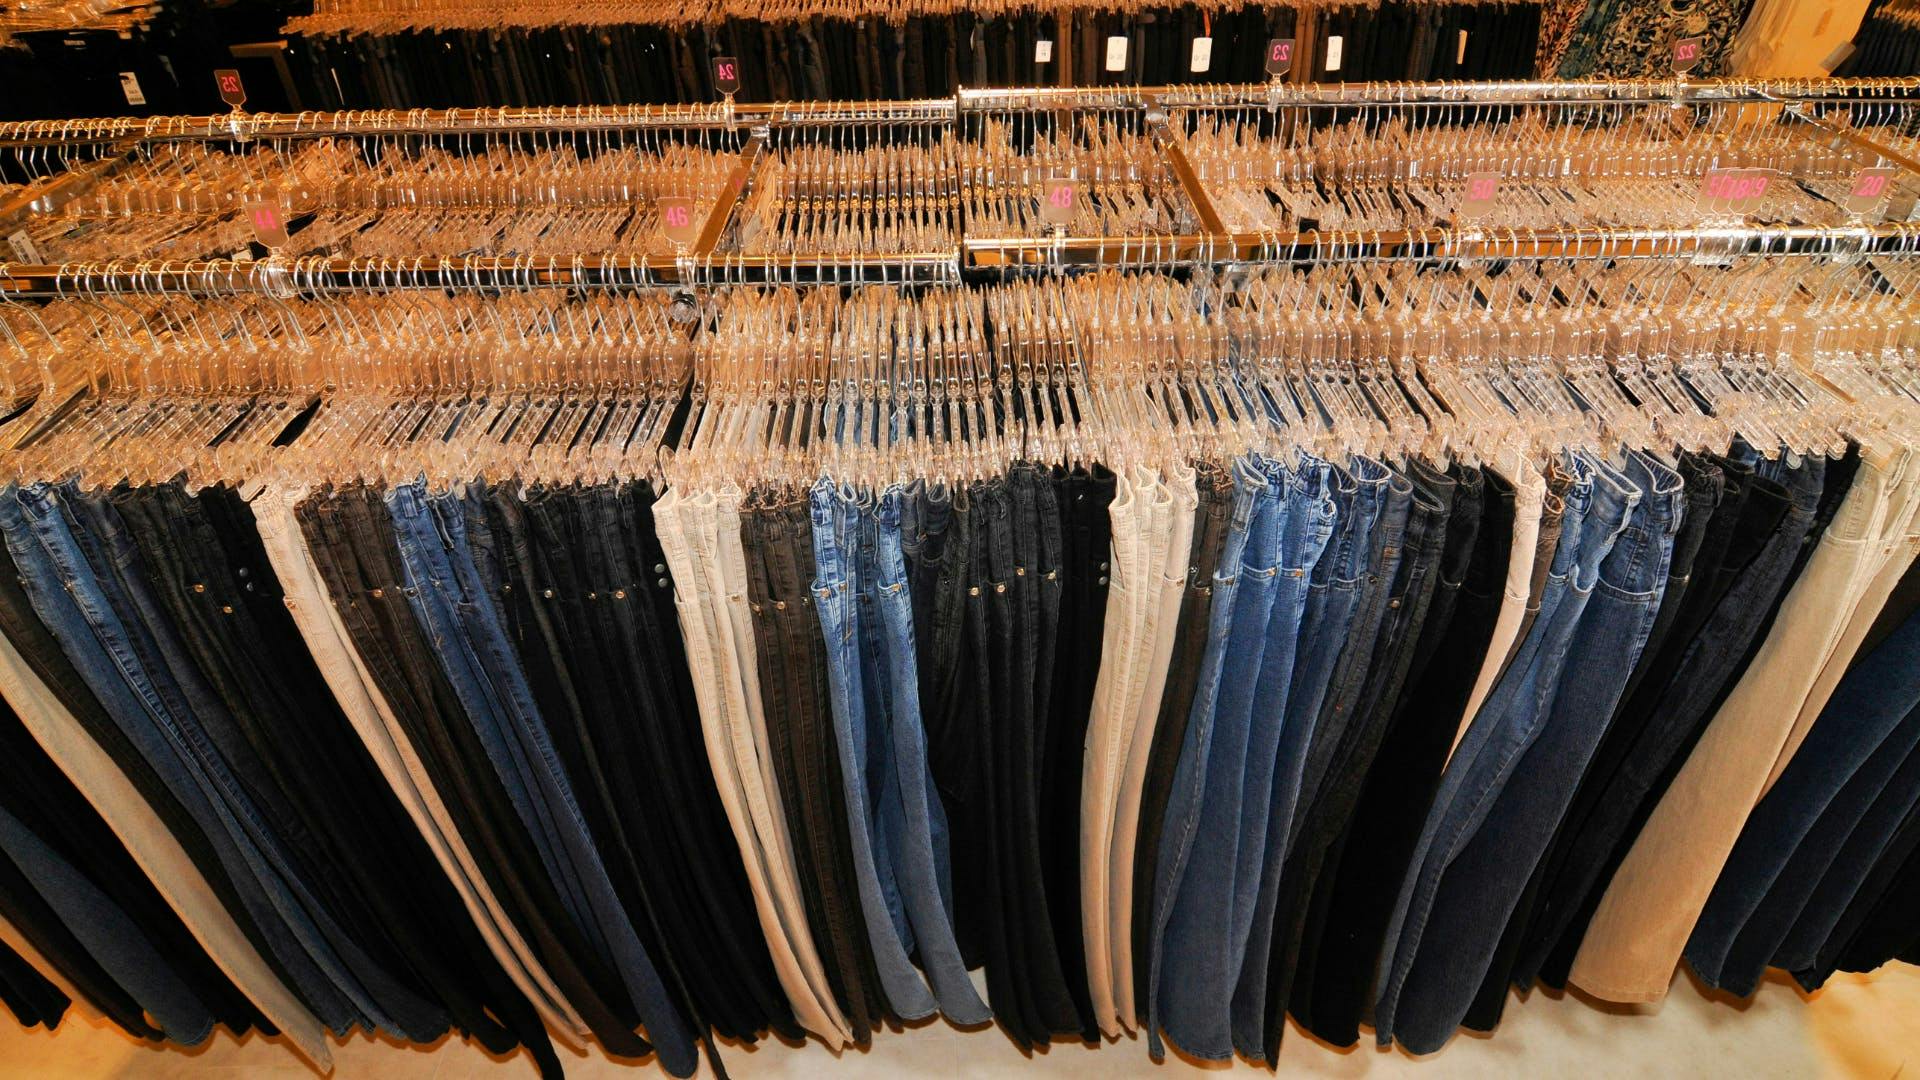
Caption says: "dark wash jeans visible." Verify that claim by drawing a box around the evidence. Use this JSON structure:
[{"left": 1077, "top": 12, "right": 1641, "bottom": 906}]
[
  {"left": 1305, "top": 461, "right": 1512, "bottom": 1045},
  {"left": 1376, "top": 453, "right": 1653, "bottom": 1051},
  {"left": 1256, "top": 460, "right": 1456, "bottom": 1061},
  {"left": 1808, "top": 790, "right": 1920, "bottom": 985},
  {"left": 298, "top": 488, "right": 653, "bottom": 1059},
  {"left": 386, "top": 482, "right": 697, "bottom": 1077},
  {"left": 0, "top": 483, "right": 383, "bottom": 1036},
  {"left": 1687, "top": 607, "right": 1920, "bottom": 994},
  {"left": 1131, "top": 462, "right": 1233, "bottom": 1022},
  {"left": 1529, "top": 455, "right": 1823, "bottom": 989}
]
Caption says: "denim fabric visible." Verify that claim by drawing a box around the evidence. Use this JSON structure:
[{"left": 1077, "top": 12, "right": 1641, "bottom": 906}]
[
  {"left": 1299, "top": 462, "right": 1506, "bottom": 1047},
  {"left": 1143, "top": 463, "right": 1259, "bottom": 1060},
  {"left": 1438, "top": 451, "right": 1680, "bottom": 1038},
  {"left": 1687, "top": 609, "right": 1920, "bottom": 993},
  {"left": 386, "top": 482, "right": 696, "bottom": 1077},
  {"left": 1156, "top": 458, "right": 1333, "bottom": 1059},
  {"left": 300, "top": 488, "right": 653, "bottom": 1059},
  {"left": 0, "top": 802, "right": 214, "bottom": 1042},
  {"left": 1256, "top": 459, "right": 1454, "bottom": 1060},
  {"left": 1374, "top": 452, "right": 1638, "bottom": 1049},
  {"left": 1526, "top": 458, "right": 1816, "bottom": 990},
  {"left": 808, "top": 483, "right": 941, "bottom": 1023},
  {"left": 1804, "top": 787, "right": 1920, "bottom": 985},
  {"left": 743, "top": 498, "right": 879, "bottom": 1039},
  {"left": 0, "top": 483, "right": 378, "bottom": 1036},
  {"left": 1130, "top": 463, "right": 1233, "bottom": 1027}
]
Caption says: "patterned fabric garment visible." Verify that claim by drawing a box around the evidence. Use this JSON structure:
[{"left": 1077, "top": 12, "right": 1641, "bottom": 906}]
[
  {"left": 1536, "top": 0, "right": 1591, "bottom": 73},
  {"left": 1557, "top": 0, "right": 1757, "bottom": 77}
]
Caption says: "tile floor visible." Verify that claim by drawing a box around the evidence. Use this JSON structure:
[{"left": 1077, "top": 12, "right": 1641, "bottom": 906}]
[{"left": 3, "top": 963, "right": 1915, "bottom": 1078}]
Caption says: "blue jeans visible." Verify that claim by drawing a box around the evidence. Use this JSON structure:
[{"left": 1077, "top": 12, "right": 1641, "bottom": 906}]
[
  {"left": 1687, "top": 606, "right": 1920, "bottom": 993},
  {"left": 387, "top": 482, "right": 696, "bottom": 1076},
  {"left": 1143, "top": 464, "right": 1260, "bottom": 1060},
  {"left": 809, "top": 482, "right": 941, "bottom": 1023},
  {"left": 1374, "top": 452, "right": 1628, "bottom": 1049},
  {"left": 0, "top": 480, "right": 397, "bottom": 1037},
  {"left": 1386, "top": 451, "right": 1678, "bottom": 1052}
]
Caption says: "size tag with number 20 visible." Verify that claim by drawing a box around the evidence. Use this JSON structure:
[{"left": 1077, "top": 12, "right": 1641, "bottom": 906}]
[
  {"left": 658, "top": 197, "right": 698, "bottom": 247},
  {"left": 1039, "top": 175, "right": 1078, "bottom": 227},
  {"left": 713, "top": 56, "right": 740, "bottom": 96},
  {"left": 1844, "top": 167, "right": 1897, "bottom": 218}
]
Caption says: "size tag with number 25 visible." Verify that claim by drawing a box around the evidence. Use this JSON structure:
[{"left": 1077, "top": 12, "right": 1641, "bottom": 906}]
[{"left": 214, "top": 68, "right": 245, "bottom": 108}]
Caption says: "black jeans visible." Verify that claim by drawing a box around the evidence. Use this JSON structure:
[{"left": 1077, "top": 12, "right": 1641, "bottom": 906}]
[
  {"left": 1299, "top": 461, "right": 1506, "bottom": 1047},
  {"left": 1131, "top": 461, "right": 1234, "bottom": 1020},
  {"left": 1041, "top": 465, "right": 1116, "bottom": 1041},
  {"left": 743, "top": 494, "right": 882, "bottom": 1039},
  {"left": 298, "top": 488, "right": 654, "bottom": 1060}
]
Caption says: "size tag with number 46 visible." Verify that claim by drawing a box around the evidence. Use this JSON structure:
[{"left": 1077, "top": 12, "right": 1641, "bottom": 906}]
[
  {"left": 1039, "top": 175, "right": 1078, "bottom": 227},
  {"left": 658, "top": 197, "right": 698, "bottom": 247}
]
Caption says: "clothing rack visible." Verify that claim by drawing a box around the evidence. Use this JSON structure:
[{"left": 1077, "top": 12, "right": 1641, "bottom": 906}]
[{"left": 0, "top": 77, "right": 1916, "bottom": 297}]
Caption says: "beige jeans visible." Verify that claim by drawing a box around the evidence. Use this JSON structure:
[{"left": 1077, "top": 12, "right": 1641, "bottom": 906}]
[
  {"left": 251, "top": 484, "right": 587, "bottom": 1044},
  {"left": 0, "top": 625, "right": 330, "bottom": 1068},
  {"left": 1572, "top": 446, "right": 1920, "bottom": 1003},
  {"left": 656, "top": 486, "right": 851, "bottom": 1046},
  {"left": 1452, "top": 452, "right": 1546, "bottom": 757}
]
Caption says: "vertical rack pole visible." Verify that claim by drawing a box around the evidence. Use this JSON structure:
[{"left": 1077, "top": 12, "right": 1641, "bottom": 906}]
[{"left": 1057, "top": 7, "right": 1074, "bottom": 88}]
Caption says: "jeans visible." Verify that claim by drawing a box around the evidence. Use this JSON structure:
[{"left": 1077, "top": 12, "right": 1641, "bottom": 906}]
[
  {"left": 1295, "top": 462, "right": 1491, "bottom": 1048},
  {"left": 1, "top": 483, "right": 377, "bottom": 1036},
  {"left": 808, "top": 484, "right": 942, "bottom": 1023},
  {"left": 1686, "top": 606, "right": 1920, "bottom": 993},
  {"left": 1129, "top": 462, "right": 1232, "bottom": 1029},
  {"left": 1530, "top": 459, "right": 1811, "bottom": 990},
  {"left": 387, "top": 482, "right": 697, "bottom": 1076},
  {"left": 1257, "top": 459, "right": 1457, "bottom": 1060},
  {"left": 1375, "top": 453, "right": 1637, "bottom": 1049},
  {"left": 1143, "top": 461, "right": 1259, "bottom": 1059},
  {"left": 1155, "top": 457, "right": 1334, "bottom": 1060}
]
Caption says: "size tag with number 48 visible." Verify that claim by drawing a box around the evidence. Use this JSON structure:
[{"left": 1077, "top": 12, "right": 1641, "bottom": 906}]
[
  {"left": 658, "top": 197, "right": 698, "bottom": 247},
  {"left": 1039, "top": 175, "right": 1078, "bottom": 227}
]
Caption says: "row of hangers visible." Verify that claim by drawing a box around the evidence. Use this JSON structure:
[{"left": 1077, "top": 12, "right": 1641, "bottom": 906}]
[{"left": 3, "top": 248, "right": 1913, "bottom": 498}]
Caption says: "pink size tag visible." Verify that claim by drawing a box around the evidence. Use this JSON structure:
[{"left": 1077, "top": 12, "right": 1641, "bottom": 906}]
[
  {"left": 1698, "top": 168, "right": 1771, "bottom": 216},
  {"left": 242, "top": 198, "right": 290, "bottom": 248},
  {"left": 658, "top": 197, "right": 698, "bottom": 247},
  {"left": 1458, "top": 171, "right": 1500, "bottom": 219},
  {"left": 1844, "top": 167, "right": 1897, "bottom": 217},
  {"left": 1039, "top": 175, "right": 1078, "bottom": 227}
]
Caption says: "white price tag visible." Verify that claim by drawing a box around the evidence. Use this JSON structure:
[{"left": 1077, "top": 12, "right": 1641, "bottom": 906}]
[
  {"left": 1325, "top": 35, "right": 1344, "bottom": 72},
  {"left": 1035, "top": 39, "right": 1053, "bottom": 64},
  {"left": 119, "top": 71, "right": 146, "bottom": 106},
  {"left": 1105, "top": 35, "right": 1128, "bottom": 72},
  {"left": 1456, "top": 30, "right": 1469, "bottom": 65},
  {"left": 6, "top": 230, "right": 41, "bottom": 264},
  {"left": 1190, "top": 36, "right": 1213, "bottom": 73}
]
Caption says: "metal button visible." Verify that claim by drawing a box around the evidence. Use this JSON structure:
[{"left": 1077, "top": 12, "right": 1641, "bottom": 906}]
[
  {"left": 192, "top": 583, "right": 206, "bottom": 593},
  {"left": 615, "top": 589, "right": 627, "bottom": 599},
  {"left": 1045, "top": 570, "right": 1057, "bottom": 580},
  {"left": 220, "top": 605, "right": 233, "bottom": 614},
  {"left": 653, "top": 563, "right": 666, "bottom": 574},
  {"left": 1390, "top": 598, "right": 1401, "bottom": 608},
  {"left": 371, "top": 588, "right": 384, "bottom": 598},
  {"left": 543, "top": 588, "right": 555, "bottom": 598},
  {"left": 1016, "top": 566, "right": 1026, "bottom": 576},
  {"left": 969, "top": 586, "right": 980, "bottom": 596},
  {"left": 237, "top": 567, "right": 249, "bottom": 578},
  {"left": 588, "top": 592, "right": 597, "bottom": 600},
  {"left": 1098, "top": 575, "right": 1109, "bottom": 585},
  {"left": 1099, "top": 561, "right": 1110, "bottom": 571},
  {"left": 775, "top": 600, "right": 786, "bottom": 610},
  {"left": 994, "top": 583, "right": 1006, "bottom": 593},
  {"left": 657, "top": 578, "right": 669, "bottom": 588}
]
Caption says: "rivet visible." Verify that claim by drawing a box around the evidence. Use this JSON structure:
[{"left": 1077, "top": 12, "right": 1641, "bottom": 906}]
[
  {"left": 653, "top": 563, "right": 666, "bottom": 574},
  {"left": 371, "top": 587, "right": 384, "bottom": 598},
  {"left": 543, "top": 588, "right": 555, "bottom": 598},
  {"left": 1045, "top": 570, "right": 1057, "bottom": 580},
  {"left": 220, "top": 605, "right": 233, "bottom": 614},
  {"left": 192, "top": 583, "right": 206, "bottom": 593},
  {"left": 969, "top": 586, "right": 980, "bottom": 596},
  {"left": 237, "top": 567, "right": 249, "bottom": 578},
  {"left": 657, "top": 578, "right": 669, "bottom": 587},
  {"left": 775, "top": 599, "right": 787, "bottom": 610},
  {"left": 994, "top": 583, "right": 1006, "bottom": 593},
  {"left": 1099, "top": 561, "right": 1110, "bottom": 571},
  {"left": 588, "top": 592, "right": 597, "bottom": 600},
  {"left": 614, "top": 589, "right": 627, "bottom": 599},
  {"left": 751, "top": 602, "right": 763, "bottom": 614},
  {"left": 1016, "top": 566, "right": 1026, "bottom": 576},
  {"left": 1097, "top": 575, "right": 1108, "bottom": 585},
  {"left": 1390, "top": 598, "right": 1401, "bottom": 608},
  {"left": 1291, "top": 568, "right": 1305, "bottom": 578}
]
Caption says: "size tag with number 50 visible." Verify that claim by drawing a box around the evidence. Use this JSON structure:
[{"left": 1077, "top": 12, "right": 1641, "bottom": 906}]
[
  {"left": 1039, "top": 175, "right": 1078, "bottom": 227},
  {"left": 1458, "top": 171, "right": 1500, "bottom": 220},
  {"left": 658, "top": 197, "right": 698, "bottom": 247},
  {"left": 1698, "top": 167, "right": 1771, "bottom": 216}
]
